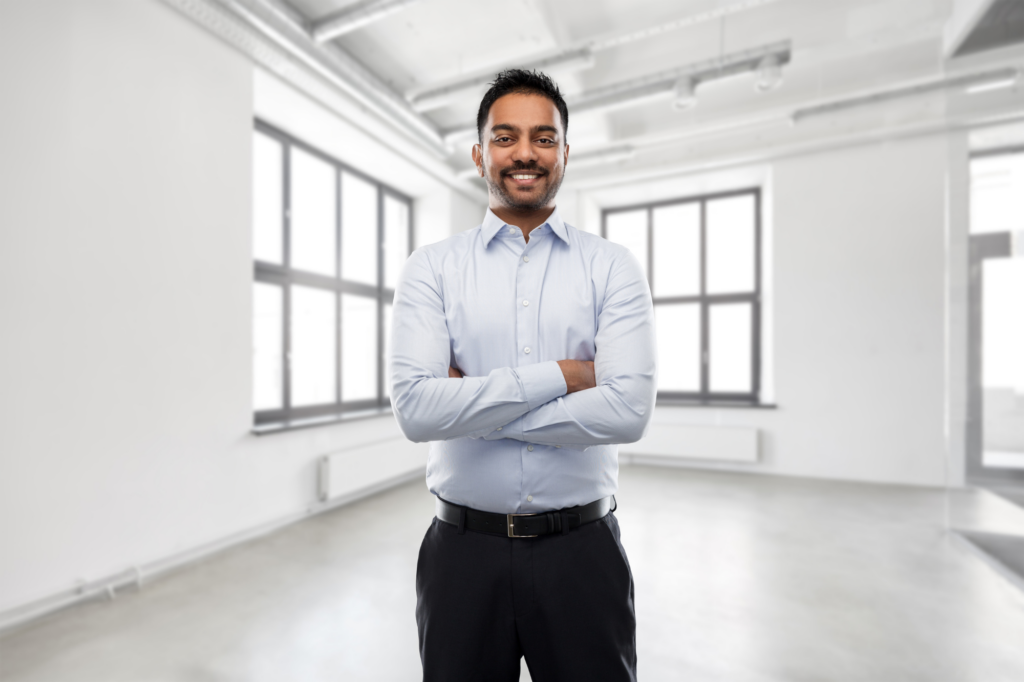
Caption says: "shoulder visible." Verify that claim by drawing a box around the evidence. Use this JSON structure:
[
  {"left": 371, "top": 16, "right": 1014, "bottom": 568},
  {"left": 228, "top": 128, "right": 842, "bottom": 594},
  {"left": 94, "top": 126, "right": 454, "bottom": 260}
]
[
  {"left": 563, "top": 222, "right": 640, "bottom": 268},
  {"left": 409, "top": 225, "right": 483, "bottom": 266}
]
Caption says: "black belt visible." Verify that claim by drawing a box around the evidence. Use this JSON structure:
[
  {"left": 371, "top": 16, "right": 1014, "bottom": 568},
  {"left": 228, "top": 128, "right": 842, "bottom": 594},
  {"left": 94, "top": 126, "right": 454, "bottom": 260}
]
[{"left": 435, "top": 495, "right": 616, "bottom": 538}]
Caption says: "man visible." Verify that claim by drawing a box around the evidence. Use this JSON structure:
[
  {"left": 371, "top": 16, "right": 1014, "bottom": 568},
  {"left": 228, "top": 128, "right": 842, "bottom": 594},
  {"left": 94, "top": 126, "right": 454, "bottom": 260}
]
[{"left": 390, "top": 69, "right": 656, "bottom": 681}]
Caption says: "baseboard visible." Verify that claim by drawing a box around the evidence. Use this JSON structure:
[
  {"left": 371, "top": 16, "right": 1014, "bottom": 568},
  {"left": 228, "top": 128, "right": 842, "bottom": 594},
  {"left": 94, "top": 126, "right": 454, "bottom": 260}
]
[{"left": 0, "top": 466, "right": 425, "bottom": 636}]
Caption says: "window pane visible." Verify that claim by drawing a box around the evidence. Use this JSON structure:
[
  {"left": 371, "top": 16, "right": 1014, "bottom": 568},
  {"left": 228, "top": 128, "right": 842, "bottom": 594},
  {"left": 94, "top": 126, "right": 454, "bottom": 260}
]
[
  {"left": 252, "top": 132, "right": 283, "bottom": 264},
  {"left": 252, "top": 282, "right": 283, "bottom": 410},
  {"left": 606, "top": 210, "right": 648, "bottom": 279},
  {"left": 706, "top": 195, "right": 756, "bottom": 294},
  {"left": 982, "top": 258, "right": 1024, "bottom": 466},
  {"left": 384, "top": 195, "right": 410, "bottom": 290},
  {"left": 971, "top": 153, "right": 1024, "bottom": 235},
  {"left": 342, "top": 294, "right": 378, "bottom": 401},
  {"left": 291, "top": 286, "right": 337, "bottom": 406},
  {"left": 291, "top": 147, "right": 337, "bottom": 276},
  {"left": 383, "top": 303, "right": 393, "bottom": 399},
  {"left": 655, "top": 304, "right": 701, "bottom": 392},
  {"left": 342, "top": 172, "right": 379, "bottom": 286},
  {"left": 653, "top": 203, "right": 700, "bottom": 297},
  {"left": 709, "top": 303, "right": 753, "bottom": 393}
]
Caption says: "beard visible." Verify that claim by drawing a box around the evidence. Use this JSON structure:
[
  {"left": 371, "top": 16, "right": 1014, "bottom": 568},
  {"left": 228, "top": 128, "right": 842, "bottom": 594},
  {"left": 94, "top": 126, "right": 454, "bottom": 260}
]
[{"left": 483, "top": 161, "right": 564, "bottom": 211}]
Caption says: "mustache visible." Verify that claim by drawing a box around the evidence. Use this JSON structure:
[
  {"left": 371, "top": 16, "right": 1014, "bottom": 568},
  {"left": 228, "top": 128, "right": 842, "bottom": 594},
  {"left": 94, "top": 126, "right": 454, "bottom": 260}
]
[{"left": 500, "top": 162, "right": 548, "bottom": 176}]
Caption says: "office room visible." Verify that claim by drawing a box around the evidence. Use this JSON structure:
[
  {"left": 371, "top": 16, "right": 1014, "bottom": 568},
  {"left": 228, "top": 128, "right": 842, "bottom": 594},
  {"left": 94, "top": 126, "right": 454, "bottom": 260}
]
[{"left": 2, "top": 0, "right": 1024, "bottom": 679}]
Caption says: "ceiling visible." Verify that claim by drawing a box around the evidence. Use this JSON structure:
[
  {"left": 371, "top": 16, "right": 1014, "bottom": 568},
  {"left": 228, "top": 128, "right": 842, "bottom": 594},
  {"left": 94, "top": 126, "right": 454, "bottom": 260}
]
[{"left": 193, "top": 0, "right": 1024, "bottom": 185}]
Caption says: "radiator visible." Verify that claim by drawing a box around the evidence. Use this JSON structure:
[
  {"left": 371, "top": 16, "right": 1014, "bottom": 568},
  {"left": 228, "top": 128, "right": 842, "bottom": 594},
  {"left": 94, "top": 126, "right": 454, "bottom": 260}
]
[
  {"left": 318, "top": 437, "right": 428, "bottom": 504},
  {"left": 619, "top": 424, "right": 759, "bottom": 463}
]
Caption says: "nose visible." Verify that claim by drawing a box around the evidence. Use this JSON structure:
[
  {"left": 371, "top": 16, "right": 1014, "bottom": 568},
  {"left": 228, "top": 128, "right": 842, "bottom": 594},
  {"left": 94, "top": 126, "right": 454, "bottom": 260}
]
[{"left": 510, "top": 137, "right": 537, "bottom": 165}]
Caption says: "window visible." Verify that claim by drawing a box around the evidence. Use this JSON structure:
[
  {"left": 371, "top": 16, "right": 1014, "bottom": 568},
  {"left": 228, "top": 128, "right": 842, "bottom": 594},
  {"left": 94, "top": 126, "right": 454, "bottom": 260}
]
[
  {"left": 251, "top": 121, "right": 413, "bottom": 427},
  {"left": 603, "top": 189, "right": 762, "bottom": 404}
]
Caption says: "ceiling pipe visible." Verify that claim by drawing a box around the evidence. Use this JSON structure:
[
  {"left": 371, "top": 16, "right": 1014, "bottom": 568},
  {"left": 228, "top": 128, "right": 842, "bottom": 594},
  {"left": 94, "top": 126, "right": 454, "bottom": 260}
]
[
  {"left": 792, "top": 66, "right": 1021, "bottom": 123},
  {"left": 408, "top": 0, "right": 779, "bottom": 112},
  {"left": 407, "top": 48, "right": 596, "bottom": 113},
  {"left": 570, "top": 41, "right": 792, "bottom": 115},
  {"left": 312, "top": 0, "right": 423, "bottom": 42},
  {"left": 441, "top": 41, "right": 792, "bottom": 143},
  {"left": 214, "top": 0, "right": 447, "bottom": 157}
]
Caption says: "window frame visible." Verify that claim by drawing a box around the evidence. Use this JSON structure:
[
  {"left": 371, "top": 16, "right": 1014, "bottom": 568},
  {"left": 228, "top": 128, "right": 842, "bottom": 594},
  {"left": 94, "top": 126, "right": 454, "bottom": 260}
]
[
  {"left": 252, "top": 119, "right": 413, "bottom": 427},
  {"left": 601, "top": 187, "right": 763, "bottom": 406}
]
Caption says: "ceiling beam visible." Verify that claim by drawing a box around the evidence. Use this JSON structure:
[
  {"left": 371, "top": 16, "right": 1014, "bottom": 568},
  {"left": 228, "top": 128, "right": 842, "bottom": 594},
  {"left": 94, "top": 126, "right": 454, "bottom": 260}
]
[
  {"left": 208, "top": 0, "right": 447, "bottom": 157},
  {"left": 312, "top": 0, "right": 423, "bottom": 42}
]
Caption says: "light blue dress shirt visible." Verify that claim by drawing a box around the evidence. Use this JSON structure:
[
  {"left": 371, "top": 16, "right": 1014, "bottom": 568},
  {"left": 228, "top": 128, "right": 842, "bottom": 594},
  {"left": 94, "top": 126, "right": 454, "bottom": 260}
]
[{"left": 390, "top": 208, "right": 656, "bottom": 514}]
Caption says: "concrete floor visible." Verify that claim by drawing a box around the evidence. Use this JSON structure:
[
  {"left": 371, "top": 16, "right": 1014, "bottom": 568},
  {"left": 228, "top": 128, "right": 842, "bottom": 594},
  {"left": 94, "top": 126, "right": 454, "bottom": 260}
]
[{"left": 4, "top": 465, "right": 1024, "bottom": 682}]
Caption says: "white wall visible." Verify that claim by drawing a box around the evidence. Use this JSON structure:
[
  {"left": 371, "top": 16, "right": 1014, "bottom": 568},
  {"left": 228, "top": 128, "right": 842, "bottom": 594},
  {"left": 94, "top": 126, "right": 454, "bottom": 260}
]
[
  {"left": 0, "top": 0, "right": 480, "bottom": 618},
  {"left": 586, "top": 133, "right": 969, "bottom": 487}
]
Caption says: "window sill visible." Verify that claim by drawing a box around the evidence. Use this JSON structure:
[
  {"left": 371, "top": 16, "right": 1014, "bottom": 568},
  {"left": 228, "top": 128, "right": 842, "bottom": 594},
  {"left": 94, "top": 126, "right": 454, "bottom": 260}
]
[
  {"left": 252, "top": 406, "right": 394, "bottom": 436},
  {"left": 656, "top": 399, "right": 778, "bottom": 409}
]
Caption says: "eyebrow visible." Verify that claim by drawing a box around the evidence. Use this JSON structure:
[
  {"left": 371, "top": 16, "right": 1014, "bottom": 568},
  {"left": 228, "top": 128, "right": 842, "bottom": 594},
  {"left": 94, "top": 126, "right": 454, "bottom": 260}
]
[{"left": 489, "top": 123, "right": 561, "bottom": 136}]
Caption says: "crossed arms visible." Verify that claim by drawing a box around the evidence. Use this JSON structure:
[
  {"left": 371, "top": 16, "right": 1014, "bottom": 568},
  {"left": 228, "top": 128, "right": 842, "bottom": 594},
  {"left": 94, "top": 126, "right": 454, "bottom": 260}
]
[{"left": 389, "top": 247, "right": 657, "bottom": 448}]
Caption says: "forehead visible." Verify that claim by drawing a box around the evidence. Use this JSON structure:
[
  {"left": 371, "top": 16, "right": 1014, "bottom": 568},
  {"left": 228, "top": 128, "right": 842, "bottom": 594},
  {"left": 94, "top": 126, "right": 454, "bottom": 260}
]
[{"left": 485, "top": 92, "right": 563, "bottom": 134}]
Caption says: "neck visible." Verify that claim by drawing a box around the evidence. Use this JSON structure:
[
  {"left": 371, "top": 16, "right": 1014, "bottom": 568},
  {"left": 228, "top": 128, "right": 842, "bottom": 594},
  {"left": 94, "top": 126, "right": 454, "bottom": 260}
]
[{"left": 490, "top": 204, "right": 556, "bottom": 243}]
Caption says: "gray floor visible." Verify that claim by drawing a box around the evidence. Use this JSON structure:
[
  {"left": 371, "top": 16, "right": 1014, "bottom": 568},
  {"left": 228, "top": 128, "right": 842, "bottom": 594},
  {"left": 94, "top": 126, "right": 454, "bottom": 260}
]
[{"left": 4, "top": 465, "right": 1024, "bottom": 682}]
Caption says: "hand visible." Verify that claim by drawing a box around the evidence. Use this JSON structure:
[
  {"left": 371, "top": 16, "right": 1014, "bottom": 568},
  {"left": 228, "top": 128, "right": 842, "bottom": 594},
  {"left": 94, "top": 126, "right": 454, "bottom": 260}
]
[
  {"left": 448, "top": 366, "right": 463, "bottom": 378},
  {"left": 557, "top": 360, "right": 595, "bottom": 394}
]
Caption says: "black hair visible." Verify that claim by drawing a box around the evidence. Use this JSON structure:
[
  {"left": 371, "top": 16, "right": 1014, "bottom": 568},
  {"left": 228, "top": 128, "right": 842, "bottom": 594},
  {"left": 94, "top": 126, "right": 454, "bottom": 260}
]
[{"left": 476, "top": 69, "right": 569, "bottom": 143}]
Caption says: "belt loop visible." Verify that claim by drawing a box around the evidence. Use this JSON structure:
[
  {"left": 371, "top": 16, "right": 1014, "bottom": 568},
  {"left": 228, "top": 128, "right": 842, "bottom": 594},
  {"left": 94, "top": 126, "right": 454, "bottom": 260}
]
[
  {"left": 457, "top": 507, "right": 466, "bottom": 535},
  {"left": 560, "top": 510, "right": 570, "bottom": 536}
]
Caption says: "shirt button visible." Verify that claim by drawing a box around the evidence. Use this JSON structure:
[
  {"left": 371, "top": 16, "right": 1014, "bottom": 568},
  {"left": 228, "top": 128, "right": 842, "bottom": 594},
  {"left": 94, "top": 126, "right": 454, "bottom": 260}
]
[
  {"left": 524, "top": 347, "right": 531, "bottom": 354},
  {"left": 527, "top": 495, "right": 533, "bottom": 502},
  {"left": 508, "top": 227, "right": 516, "bottom": 234},
  {"left": 527, "top": 445, "right": 534, "bottom": 451},
  {"left": 522, "top": 300, "right": 529, "bottom": 307},
  {"left": 496, "top": 427, "right": 502, "bottom": 431},
  {"left": 523, "top": 256, "right": 529, "bottom": 262}
]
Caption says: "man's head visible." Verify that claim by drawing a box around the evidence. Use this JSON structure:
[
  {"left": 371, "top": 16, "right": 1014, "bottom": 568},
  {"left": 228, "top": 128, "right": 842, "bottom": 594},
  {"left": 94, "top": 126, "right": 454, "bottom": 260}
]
[{"left": 472, "top": 69, "right": 570, "bottom": 213}]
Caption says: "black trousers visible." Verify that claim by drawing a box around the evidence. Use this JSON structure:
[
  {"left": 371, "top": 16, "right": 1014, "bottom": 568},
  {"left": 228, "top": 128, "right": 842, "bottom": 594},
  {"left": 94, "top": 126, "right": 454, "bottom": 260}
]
[{"left": 415, "top": 510, "right": 637, "bottom": 681}]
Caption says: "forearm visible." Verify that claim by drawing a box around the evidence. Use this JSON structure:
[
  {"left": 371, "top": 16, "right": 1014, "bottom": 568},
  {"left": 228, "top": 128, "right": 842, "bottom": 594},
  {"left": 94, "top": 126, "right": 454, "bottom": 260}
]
[
  {"left": 392, "top": 362, "right": 566, "bottom": 443},
  {"left": 485, "top": 373, "right": 655, "bottom": 447}
]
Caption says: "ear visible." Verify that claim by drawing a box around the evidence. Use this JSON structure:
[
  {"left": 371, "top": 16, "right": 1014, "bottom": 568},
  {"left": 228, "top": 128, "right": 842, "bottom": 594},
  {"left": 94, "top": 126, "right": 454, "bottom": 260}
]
[
  {"left": 563, "top": 142, "right": 570, "bottom": 169},
  {"left": 471, "top": 143, "right": 484, "bottom": 176}
]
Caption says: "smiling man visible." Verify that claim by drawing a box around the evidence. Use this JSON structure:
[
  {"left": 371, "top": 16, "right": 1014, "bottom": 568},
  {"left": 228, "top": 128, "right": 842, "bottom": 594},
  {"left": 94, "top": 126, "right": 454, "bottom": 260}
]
[{"left": 390, "top": 69, "right": 656, "bottom": 681}]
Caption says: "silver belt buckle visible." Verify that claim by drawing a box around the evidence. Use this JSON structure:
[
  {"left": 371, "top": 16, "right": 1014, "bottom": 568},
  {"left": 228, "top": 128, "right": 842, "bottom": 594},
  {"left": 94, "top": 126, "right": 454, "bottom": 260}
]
[{"left": 507, "top": 513, "right": 539, "bottom": 538}]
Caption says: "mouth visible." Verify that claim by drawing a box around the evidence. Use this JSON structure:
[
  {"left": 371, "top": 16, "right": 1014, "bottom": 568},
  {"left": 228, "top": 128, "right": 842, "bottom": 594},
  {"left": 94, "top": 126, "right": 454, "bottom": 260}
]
[{"left": 503, "top": 171, "right": 546, "bottom": 187}]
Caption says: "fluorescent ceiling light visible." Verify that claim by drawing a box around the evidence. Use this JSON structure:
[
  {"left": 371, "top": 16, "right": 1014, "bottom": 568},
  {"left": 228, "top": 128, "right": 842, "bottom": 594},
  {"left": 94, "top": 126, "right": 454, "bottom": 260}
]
[
  {"left": 966, "top": 73, "right": 1019, "bottom": 94},
  {"left": 793, "top": 67, "right": 1022, "bottom": 124}
]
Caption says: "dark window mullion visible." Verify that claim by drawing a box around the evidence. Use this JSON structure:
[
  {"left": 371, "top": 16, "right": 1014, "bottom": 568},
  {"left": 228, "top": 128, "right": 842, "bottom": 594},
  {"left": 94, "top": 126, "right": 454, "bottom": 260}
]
[
  {"left": 752, "top": 189, "right": 762, "bottom": 397},
  {"left": 336, "top": 166, "right": 343, "bottom": 407},
  {"left": 282, "top": 140, "right": 292, "bottom": 412},
  {"left": 699, "top": 199, "right": 709, "bottom": 396},
  {"left": 377, "top": 185, "right": 385, "bottom": 407}
]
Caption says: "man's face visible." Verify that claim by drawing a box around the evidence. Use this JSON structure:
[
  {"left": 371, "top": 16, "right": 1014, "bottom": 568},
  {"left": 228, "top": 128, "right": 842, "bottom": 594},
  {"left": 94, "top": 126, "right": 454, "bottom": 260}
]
[{"left": 472, "top": 93, "right": 569, "bottom": 211}]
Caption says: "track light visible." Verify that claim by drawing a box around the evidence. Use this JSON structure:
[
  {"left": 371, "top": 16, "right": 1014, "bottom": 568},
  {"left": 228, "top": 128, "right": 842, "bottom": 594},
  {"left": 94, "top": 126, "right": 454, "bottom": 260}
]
[
  {"left": 755, "top": 54, "right": 782, "bottom": 92},
  {"left": 672, "top": 78, "right": 697, "bottom": 111}
]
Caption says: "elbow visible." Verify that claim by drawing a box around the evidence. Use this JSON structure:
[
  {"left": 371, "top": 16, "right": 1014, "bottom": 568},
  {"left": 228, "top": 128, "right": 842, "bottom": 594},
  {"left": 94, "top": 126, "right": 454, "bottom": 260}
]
[
  {"left": 605, "top": 376, "right": 656, "bottom": 444},
  {"left": 391, "top": 384, "right": 435, "bottom": 443}
]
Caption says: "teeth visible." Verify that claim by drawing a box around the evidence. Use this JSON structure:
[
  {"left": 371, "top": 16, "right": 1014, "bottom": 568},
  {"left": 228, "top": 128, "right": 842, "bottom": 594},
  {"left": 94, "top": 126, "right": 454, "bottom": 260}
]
[{"left": 511, "top": 174, "right": 539, "bottom": 180}]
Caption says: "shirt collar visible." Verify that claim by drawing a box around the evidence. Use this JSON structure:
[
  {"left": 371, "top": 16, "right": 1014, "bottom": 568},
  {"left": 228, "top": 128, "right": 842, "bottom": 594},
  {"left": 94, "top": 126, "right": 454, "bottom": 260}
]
[{"left": 480, "top": 207, "right": 570, "bottom": 246}]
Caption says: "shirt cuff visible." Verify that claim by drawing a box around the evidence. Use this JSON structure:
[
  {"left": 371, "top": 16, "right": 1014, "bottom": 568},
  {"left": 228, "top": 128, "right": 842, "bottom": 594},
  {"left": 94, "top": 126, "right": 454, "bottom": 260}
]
[
  {"left": 514, "top": 361, "right": 567, "bottom": 410},
  {"left": 486, "top": 415, "right": 524, "bottom": 441}
]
